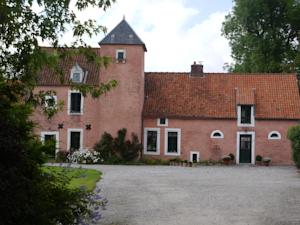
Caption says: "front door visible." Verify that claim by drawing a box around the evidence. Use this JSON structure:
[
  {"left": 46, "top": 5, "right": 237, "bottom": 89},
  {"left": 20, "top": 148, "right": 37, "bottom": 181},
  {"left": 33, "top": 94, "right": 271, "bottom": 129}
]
[{"left": 239, "top": 135, "right": 252, "bottom": 163}]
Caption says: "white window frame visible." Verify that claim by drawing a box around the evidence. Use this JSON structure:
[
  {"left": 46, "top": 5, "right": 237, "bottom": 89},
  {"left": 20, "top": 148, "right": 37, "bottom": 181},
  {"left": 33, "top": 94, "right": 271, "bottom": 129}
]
[
  {"left": 190, "top": 151, "right": 200, "bottom": 162},
  {"left": 210, "top": 130, "right": 224, "bottom": 139},
  {"left": 268, "top": 131, "right": 281, "bottom": 140},
  {"left": 164, "top": 128, "right": 181, "bottom": 156},
  {"left": 67, "top": 128, "right": 83, "bottom": 151},
  {"left": 236, "top": 131, "right": 255, "bottom": 164},
  {"left": 70, "top": 64, "right": 84, "bottom": 83},
  {"left": 44, "top": 95, "right": 57, "bottom": 109},
  {"left": 157, "top": 118, "right": 168, "bottom": 127},
  {"left": 68, "top": 90, "right": 84, "bottom": 115},
  {"left": 143, "top": 128, "right": 160, "bottom": 155},
  {"left": 116, "top": 49, "right": 126, "bottom": 63},
  {"left": 237, "top": 105, "right": 255, "bottom": 127},
  {"left": 40, "top": 131, "right": 59, "bottom": 152}
]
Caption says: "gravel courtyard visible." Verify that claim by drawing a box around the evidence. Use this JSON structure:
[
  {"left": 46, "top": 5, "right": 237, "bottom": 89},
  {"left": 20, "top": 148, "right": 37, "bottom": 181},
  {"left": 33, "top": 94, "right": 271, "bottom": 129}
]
[{"left": 88, "top": 165, "right": 300, "bottom": 225}]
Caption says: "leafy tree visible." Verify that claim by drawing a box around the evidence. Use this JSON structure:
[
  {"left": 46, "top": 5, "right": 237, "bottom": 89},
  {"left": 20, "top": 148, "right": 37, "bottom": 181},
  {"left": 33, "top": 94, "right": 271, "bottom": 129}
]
[
  {"left": 222, "top": 0, "right": 300, "bottom": 73},
  {"left": 0, "top": 0, "right": 116, "bottom": 224},
  {"left": 287, "top": 125, "right": 300, "bottom": 168}
]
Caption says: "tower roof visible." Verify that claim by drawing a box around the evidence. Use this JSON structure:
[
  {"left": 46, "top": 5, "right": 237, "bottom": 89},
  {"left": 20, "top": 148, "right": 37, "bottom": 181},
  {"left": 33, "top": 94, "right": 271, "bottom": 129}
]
[{"left": 99, "top": 19, "right": 147, "bottom": 51}]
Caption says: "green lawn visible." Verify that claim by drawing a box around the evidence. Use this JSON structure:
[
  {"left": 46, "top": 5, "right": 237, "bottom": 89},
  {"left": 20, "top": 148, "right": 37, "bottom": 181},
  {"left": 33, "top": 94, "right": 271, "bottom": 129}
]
[{"left": 42, "top": 166, "right": 101, "bottom": 192}]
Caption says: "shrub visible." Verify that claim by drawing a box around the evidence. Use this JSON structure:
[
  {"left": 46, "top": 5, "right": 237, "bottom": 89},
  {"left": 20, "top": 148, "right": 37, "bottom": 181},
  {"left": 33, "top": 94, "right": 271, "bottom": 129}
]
[
  {"left": 255, "top": 155, "right": 262, "bottom": 162},
  {"left": 115, "top": 129, "right": 142, "bottom": 162},
  {"left": 94, "top": 132, "right": 115, "bottom": 162},
  {"left": 55, "top": 151, "right": 69, "bottom": 163},
  {"left": 94, "top": 128, "right": 142, "bottom": 163},
  {"left": 287, "top": 125, "right": 300, "bottom": 168},
  {"left": 228, "top": 153, "right": 235, "bottom": 161},
  {"left": 68, "top": 150, "right": 103, "bottom": 164}
]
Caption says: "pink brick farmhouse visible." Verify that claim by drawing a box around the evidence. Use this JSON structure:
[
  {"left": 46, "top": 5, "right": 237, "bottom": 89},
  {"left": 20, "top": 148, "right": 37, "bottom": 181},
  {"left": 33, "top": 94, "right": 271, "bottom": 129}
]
[{"left": 34, "top": 19, "right": 300, "bottom": 165}]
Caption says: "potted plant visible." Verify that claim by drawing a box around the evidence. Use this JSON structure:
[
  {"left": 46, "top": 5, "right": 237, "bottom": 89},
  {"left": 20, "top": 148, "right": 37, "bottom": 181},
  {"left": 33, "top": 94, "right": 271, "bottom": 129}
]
[
  {"left": 182, "top": 160, "right": 188, "bottom": 167},
  {"left": 262, "top": 157, "right": 272, "bottom": 166},
  {"left": 222, "top": 155, "right": 231, "bottom": 165},
  {"left": 228, "top": 153, "right": 235, "bottom": 164},
  {"left": 255, "top": 155, "right": 262, "bottom": 165}
]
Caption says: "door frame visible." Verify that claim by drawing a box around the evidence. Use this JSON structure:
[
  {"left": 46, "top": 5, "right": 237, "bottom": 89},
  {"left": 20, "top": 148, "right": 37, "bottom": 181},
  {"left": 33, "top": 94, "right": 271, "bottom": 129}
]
[
  {"left": 236, "top": 131, "right": 255, "bottom": 164},
  {"left": 190, "top": 151, "right": 200, "bottom": 163},
  {"left": 40, "top": 131, "right": 59, "bottom": 152}
]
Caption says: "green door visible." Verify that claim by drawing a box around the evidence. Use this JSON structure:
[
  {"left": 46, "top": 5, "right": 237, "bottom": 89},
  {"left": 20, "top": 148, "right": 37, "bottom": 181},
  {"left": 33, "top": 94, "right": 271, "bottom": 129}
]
[{"left": 239, "top": 135, "right": 252, "bottom": 163}]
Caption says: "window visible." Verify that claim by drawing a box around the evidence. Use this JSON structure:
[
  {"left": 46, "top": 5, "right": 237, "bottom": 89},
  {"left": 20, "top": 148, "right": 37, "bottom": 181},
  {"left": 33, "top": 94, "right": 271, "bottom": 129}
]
[
  {"left": 143, "top": 128, "right": 160, "bottom": 155},
  {"left": 70, "top": 64, "right": 83, "bottom": 83},
  {"left": 157, "top": 118, "right": 168, "bottom": 126},
  {"left": 190, "top": 151, "right": 200, "bottom": 163},
  {"left": 68, "top": 90, "right": 84, "bottom": 115},
  {"left": 241, "top": 105, "right": 251, "bottom": 124},
  {"left": 116, "top": 49, "right": 126, "bottom": 63},
  {"left": 41, "top": 131, "right": 59, "bottom": 154},
  {"left": 237, "top": 105, "right": 254, "bottom": 127},
  {"left": 268, "top": 131, "right": 281, "bottom": 140},
  {"left": 210, "top": 130, "right": 224, "bottom": 139},
  {"left": 68, "top": 129, "right": 83, "bottom": 152},
  {"left": 44, "top": 95, "right": 57, "bottom": 108},
  {"left": 165, "top": 128, "right": 181, "bottom": 156},
  {"left": 72, "top": 72, "right": 81, "bottom": 83}
]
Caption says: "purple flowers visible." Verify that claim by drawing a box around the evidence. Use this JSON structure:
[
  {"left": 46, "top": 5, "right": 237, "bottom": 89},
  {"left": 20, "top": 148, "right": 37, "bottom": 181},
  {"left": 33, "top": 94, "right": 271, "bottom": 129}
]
[{"left": 78, "top": 187, "right": 107, "bottom": 224}]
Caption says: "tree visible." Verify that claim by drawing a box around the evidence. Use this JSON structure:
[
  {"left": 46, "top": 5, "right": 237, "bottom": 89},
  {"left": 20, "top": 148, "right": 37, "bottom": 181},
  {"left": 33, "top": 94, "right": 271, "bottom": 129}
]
[
  {"left": 287, "top": 125, "right": 300, "bottom": 169},
  {"left": 222, "top": 0, "right": 300, "bottom": 73},
  {"left": 0, "top": 0, "right": 116, "bottom": 224}
]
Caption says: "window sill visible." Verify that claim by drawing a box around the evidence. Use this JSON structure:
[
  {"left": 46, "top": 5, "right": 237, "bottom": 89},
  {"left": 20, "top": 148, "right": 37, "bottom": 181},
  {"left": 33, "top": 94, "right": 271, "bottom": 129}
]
[
  {"left": 164, "top": 151, "right": 180, "bottom": 156},
  {"left": 144, "top": 151, "right": 160, "bottom": 155},
  {"left": 237, "top": 123, "right": 255, "bottom": 127},
  {"left": 68, "top": 112, "right": 83, "bottom": 115}
]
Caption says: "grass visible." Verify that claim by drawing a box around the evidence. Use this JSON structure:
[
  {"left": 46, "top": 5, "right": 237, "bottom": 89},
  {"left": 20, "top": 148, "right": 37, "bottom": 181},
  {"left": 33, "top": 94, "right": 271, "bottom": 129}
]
[{"left": 42, "top": 166, "right": 101, "bottom": 192}]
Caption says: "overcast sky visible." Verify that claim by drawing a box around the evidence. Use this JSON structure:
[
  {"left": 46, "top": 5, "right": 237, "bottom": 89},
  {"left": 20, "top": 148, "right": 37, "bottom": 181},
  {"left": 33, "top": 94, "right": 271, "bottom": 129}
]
[{"left": 48, "top": 0, "right": 234, "bottom": 72}]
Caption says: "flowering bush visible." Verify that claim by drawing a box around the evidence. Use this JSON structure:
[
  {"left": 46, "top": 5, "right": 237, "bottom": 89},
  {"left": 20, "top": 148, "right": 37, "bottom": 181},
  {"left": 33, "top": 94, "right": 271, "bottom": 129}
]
[
  {"left": 68, "top": 150, "right": 103, "bottom": 164},
  {"left": 78, "top": 187, "right": 108, "bottom": 225}
]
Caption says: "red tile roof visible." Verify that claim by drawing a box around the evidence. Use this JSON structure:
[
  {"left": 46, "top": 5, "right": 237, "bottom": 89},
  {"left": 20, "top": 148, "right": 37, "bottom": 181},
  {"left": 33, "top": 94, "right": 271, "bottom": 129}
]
[
  {"left": 37, "top": 47, "right": 100, "bottom": 86},
  {"left": 144, "top": 72, "right": 300, "bottom": 120}
]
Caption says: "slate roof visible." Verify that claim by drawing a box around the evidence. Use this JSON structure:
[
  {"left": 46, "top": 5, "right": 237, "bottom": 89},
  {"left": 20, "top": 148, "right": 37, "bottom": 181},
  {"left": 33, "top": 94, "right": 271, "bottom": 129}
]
[
  {"left": 144, "top": 72, "right": 300, "bottom": 120},
  {"left": 99, "top": 19, "right": 147, "bottom": 51},
  {"left": 37, "top": 47, "right": 100, "bottom": 86}
]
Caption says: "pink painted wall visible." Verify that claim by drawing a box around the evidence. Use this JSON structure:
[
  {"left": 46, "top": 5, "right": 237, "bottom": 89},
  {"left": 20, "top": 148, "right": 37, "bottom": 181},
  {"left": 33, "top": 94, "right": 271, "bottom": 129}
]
[
  {"left": 98, "top": 45, "right": 145, "bottom": 139},
  {"left": 33, "top": 86, "right": 101, "bottom": 151},
  {"left": 33, "top": 44, "right": 145, "bottom": 152},
  {"left": 143, "top": 118, "right": 296, "bottom": 165}
]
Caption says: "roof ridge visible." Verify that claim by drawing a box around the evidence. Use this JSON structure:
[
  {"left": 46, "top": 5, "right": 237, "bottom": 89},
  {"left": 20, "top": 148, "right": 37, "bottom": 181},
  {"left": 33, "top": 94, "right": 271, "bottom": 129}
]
[{"left": 145, "top": 72, "right": 297, "bottom": 76}]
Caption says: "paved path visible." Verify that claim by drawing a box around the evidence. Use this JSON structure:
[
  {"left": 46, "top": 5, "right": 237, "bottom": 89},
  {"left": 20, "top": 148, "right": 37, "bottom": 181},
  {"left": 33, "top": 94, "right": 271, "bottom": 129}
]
[{"left": 85, "top": 165, "right": 300, "bottom": 225}]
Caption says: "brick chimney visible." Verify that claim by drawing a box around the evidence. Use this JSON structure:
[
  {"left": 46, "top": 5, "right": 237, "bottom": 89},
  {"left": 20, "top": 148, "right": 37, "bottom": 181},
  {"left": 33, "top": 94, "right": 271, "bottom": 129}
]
[{"left": 190, "top": 61, "right": 204, "bottom": 77}]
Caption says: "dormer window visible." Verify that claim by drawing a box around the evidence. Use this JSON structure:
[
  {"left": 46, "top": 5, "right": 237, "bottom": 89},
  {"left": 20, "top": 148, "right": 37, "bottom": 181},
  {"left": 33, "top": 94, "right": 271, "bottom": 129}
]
[
  {"left": 116, "top": 49, "right": 126, "bottom": 63},
  {"left": 237, "top": 105, "right": 255, "bottom": 127},
  {"left": 70, "top": 64, "right": 84, "bottom": 83}
]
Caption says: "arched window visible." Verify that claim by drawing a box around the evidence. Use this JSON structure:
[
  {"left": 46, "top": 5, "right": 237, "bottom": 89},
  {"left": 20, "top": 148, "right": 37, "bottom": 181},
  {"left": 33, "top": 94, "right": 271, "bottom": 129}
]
[
  {"left": 268, "top": 131, "right": 281, "bottom": 140},
  {"left": 210, "top": 130, "right": 224, "bottom": 139}
]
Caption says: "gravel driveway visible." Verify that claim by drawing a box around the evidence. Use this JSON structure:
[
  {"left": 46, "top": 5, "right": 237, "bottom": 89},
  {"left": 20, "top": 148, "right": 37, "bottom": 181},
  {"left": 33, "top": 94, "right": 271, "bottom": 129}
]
[{"left": 85, "top": 165, "right": 300, "bottom": 225}]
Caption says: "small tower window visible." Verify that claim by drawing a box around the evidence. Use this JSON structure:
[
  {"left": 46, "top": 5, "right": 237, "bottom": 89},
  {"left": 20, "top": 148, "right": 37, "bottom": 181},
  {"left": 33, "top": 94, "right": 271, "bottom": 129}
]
[
  {"left": 116, "top": 49, "right": 126, "bottom": 63},
  {"left": 157, "top": 118, "right": 168, "bottom": 126},
  {"left": 210, "top": 130, "right": 224, "bottom": 139}
]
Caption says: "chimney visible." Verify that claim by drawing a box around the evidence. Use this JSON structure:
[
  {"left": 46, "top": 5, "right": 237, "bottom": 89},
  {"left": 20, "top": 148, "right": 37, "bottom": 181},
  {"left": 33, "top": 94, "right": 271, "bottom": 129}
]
[{"left": 190, "top": 61, "right": 204, "bottom": 77}]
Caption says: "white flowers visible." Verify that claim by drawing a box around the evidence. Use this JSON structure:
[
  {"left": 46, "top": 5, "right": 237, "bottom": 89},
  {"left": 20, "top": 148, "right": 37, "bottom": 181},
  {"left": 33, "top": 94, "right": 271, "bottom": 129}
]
[{"left": 68, "top": 149, "right": 103, "bottom": 164}]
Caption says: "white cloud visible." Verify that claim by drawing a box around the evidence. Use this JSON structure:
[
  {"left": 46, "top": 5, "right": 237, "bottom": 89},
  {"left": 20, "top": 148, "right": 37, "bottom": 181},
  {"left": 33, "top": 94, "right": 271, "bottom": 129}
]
[{"left": 39, "top": 0, "right": 233, "bottom": 72}]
